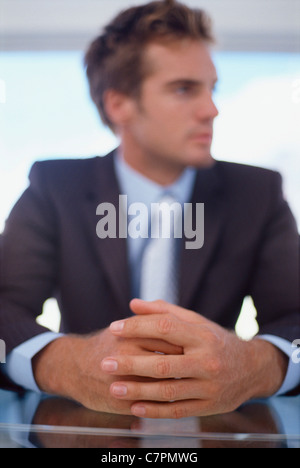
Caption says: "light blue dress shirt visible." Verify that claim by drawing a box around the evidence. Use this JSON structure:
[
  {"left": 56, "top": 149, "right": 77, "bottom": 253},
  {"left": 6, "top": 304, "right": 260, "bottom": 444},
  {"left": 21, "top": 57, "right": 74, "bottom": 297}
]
[
  {"left": 115, "top": 154, "right": 196, "bottom": 299},
  {"left": 3, "top": 155, "right": 300, "bottom": 396}
]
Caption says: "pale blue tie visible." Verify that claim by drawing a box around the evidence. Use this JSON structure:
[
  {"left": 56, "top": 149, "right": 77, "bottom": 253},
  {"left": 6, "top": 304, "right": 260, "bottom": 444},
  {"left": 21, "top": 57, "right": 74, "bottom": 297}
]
[{"left": 139, "top": 194, "right": 180, "bottom": 304}]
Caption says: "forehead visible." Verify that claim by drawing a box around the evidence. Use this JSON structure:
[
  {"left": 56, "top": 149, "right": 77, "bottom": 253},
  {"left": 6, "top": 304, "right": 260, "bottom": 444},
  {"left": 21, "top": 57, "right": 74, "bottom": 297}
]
[{"left": 143, "top": 39, "right": 217, "bottom": 83}]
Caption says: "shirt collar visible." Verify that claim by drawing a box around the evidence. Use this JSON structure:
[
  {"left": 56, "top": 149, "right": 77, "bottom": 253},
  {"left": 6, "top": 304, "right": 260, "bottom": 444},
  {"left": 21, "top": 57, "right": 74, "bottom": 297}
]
[{"left": 114, "top": 152, "right": 197, "bottom": 208}]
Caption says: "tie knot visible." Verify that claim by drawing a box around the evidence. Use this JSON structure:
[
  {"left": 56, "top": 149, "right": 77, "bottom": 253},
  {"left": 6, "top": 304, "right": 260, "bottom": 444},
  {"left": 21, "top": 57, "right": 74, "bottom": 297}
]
[
  {"left": 150, "top": 194, "right": 181, "bottom": 239},
  {"left": 158, "top": 193, "right": 176, "bottom": 205}
]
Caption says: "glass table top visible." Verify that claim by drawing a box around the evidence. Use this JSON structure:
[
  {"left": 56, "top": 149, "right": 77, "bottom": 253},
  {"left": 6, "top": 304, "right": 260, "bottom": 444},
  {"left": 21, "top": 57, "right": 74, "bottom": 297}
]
[{"left": 0, "top": 389, "right": 299, "bottom": 448}]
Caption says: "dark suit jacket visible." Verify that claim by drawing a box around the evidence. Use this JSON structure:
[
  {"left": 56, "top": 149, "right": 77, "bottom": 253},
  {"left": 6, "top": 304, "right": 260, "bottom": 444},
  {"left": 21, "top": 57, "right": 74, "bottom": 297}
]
[{"left": 0, "top": 151, "right": 299, "bottom": 392}]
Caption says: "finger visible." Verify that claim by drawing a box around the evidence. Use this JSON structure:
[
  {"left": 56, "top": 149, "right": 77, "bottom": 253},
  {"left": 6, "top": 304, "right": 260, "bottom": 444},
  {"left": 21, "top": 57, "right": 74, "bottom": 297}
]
[
  {"left": 110, "top": 378, "right": 208, "bottom": 402},
  {"left": 109, "top": 314, "right": 197, "bottom": 348},
  {"left": 130, "top": 399, "right": 213, "bottom": 419},
  {"left": 130, "top": 299, "right": 207, "bottom": 325},
  {"left": 130, "top": 299, "right": 171, "bottom": 315},
  {"left": 139, "top": 338, "right": 183, "bottom": 355},
  {"left": 101, "top": 354, "right": 200, "bottom": 379}
]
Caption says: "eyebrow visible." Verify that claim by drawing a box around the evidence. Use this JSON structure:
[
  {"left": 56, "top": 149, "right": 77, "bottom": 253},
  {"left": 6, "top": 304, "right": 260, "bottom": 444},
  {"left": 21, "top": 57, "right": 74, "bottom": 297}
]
[{"left": 165, "top": 78, "right": 218, "bottom": 89}]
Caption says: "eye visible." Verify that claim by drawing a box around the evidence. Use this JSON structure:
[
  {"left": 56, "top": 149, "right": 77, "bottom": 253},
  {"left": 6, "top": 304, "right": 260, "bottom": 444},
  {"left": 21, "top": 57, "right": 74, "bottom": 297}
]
[
  {"left": 175, "top": 84, "right": 195, "bottom": 96},
  {"left": 176, "top": 85, "right": 190, "bottom": 94}
]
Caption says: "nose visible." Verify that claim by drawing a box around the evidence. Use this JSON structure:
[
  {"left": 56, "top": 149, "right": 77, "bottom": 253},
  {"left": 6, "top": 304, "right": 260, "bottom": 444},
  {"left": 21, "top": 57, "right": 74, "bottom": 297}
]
[
  {"left": 195, "top": 89, "right": 219, "bottom": 121},
  {"left": 209, "top": 96, "right": 219, "bottom": 119}
]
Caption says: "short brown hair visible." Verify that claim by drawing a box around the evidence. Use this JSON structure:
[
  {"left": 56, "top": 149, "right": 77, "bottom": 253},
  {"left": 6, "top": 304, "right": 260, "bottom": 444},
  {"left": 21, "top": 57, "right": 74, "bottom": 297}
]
[{"left": 84, "top": 0, "right": 214, "bottom": 130}]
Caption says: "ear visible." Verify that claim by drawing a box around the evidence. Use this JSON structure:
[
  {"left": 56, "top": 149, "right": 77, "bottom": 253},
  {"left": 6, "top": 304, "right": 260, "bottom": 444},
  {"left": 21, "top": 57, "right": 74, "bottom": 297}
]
[{"left": 103, "top": 89, "right": 135, "bottom": 128}]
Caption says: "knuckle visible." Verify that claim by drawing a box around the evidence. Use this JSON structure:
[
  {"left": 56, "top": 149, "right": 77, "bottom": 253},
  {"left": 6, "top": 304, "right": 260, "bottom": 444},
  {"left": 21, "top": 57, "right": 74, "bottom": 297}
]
[
  {"left": 171, "top": 403, "right": 188, "bottom": 420},
  {"left": 155, "top": 357, "right": 171, "bottom": 378},
  {"left": 201, "top": 325, "right": 218, "bottom": 343},
  {"left": 157, "top": 316, "right": 174, "bottom": 335},
  {"left": 161, "top": 382, "right": 177, "bottom": 401},
  {"left": 205, "top": 356, "right": 222, "bottom": 376}
]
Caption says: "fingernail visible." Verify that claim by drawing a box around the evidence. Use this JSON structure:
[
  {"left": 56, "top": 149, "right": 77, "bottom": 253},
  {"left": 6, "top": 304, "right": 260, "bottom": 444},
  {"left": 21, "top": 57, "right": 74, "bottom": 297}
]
[
  {"left": 101, "top": 359, "right": 118, "bottom": 372},
  {"left": 110, "top": 320, "right": 125, "bottom": 332},
  {"left": 131, "top": 404, "right": 146, "bottom": 417},
  {"left": 111, "top": 384, "right": 127, "bottom": 396}
]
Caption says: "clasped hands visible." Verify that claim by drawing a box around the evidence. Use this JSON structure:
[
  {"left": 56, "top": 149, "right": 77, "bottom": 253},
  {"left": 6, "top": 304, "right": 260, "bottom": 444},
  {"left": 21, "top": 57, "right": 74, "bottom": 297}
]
[{"left": 100, "top": 299, "right": 274, "bottom": 419}]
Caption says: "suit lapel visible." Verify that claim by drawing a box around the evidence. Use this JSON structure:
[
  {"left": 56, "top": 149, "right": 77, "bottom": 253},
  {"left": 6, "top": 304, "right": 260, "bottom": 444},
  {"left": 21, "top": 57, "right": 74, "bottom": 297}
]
[
  {"left": 179, "top": 162, "right": 227, "bottom": 309},
  {"left": 81, "top": 151, "right": 131, "bottom": 315},
  {"left": 81, "top": 154, "right": 226, "bottom": 313}
]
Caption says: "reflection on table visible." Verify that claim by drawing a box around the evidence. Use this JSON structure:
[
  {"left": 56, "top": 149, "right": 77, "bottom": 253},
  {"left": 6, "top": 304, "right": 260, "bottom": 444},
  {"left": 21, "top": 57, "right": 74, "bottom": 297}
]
[{"left": 0, "top": 390, "right": 299, "bottom": 448}]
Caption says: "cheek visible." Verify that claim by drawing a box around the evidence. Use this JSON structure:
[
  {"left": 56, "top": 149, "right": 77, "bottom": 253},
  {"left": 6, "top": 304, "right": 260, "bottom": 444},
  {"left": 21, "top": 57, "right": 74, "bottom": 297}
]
[
  {"left": 133, "top": 99, "right": 189, "bottom": 144},
  {"left": 150, "top": 110, "right": 186, "bottom": 135}
]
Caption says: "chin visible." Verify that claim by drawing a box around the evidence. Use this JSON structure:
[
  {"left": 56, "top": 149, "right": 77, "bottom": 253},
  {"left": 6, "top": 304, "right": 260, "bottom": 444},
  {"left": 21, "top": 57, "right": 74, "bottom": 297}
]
[{"left": 185, "top": 152, "right": 215, "bottom": 169}]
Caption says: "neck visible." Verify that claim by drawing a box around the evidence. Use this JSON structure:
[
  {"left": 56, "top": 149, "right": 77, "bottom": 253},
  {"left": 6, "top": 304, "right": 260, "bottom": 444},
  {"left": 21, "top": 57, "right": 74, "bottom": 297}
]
[{"left": 119, "top": 145, "right": 185, "bottom": 187}]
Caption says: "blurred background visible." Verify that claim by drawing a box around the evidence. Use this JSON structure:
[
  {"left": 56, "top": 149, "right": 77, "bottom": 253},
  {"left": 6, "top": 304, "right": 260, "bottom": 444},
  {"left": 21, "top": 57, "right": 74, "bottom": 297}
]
[{"left": 0, "top": 0, "right": 299, "bottom": 337}]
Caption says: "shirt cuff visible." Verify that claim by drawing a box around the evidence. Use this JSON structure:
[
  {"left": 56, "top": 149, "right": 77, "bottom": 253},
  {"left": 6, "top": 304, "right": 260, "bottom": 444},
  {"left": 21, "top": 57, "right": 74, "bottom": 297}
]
[
  {"left": 258, "top": 334, "right": 300, "bottom": 396},
  {"left": 3, "top": 332, "right": 64, "bottom": 392}
]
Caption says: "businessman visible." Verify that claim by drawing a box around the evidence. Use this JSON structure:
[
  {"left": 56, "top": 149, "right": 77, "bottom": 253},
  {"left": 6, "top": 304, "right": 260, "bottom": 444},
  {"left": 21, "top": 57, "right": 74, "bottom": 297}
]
[{"left": 0, "top": 0, "right": 299, "bottom": 418}]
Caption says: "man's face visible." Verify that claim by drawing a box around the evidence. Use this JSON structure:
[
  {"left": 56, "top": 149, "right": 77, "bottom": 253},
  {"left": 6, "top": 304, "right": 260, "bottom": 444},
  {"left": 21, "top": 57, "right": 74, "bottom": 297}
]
[{"left": 119, "top": 39, "right": 219, "bottom": 181}]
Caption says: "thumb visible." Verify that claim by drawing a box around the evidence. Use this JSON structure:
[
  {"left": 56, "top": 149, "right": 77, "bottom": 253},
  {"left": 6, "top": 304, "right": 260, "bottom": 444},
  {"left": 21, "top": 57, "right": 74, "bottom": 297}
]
[
  {"left": 129, "top": 298, "right": 169, "bottom": 316},
  {"left": 130, "top": 298, "right": 206, "bottom": 325}
]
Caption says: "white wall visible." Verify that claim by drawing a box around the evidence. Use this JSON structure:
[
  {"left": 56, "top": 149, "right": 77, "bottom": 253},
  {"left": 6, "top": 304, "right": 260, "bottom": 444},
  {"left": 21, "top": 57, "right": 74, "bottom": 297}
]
[{"left": 0, "top": 0, "right": 299, "bottom": 51}]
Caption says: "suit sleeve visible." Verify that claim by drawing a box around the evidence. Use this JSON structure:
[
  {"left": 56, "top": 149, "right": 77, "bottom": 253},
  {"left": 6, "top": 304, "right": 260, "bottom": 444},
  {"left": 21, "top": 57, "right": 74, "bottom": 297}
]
[
  {"left": 249, "top": 171, "right": 300, "bottom": 343},
  {"left": 0, "top": 162, "right": 59, "bottom": 356}
]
